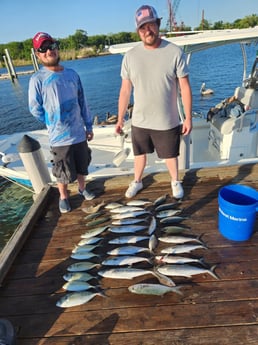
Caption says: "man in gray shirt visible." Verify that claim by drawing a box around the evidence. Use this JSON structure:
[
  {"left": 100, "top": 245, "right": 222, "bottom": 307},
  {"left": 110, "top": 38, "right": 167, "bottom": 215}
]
[{"left": 115, "top": 5, "right": 192, "bottom": 199}]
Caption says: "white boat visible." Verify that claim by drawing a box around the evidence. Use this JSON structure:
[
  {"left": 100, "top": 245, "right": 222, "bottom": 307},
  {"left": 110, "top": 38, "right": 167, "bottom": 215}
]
[{"left": 0, "top": 28, "right": 258, "bottom": 190}]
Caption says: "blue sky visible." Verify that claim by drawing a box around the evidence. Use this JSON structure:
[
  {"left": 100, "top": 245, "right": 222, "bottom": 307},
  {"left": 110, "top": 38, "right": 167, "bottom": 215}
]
[{"left": 1, "top": 0, "right": 257, "bottom": 44}]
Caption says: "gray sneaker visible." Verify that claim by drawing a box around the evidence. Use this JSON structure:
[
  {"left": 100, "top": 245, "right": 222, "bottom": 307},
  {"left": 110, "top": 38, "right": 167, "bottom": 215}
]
[
  {"left": 59, "top": 199, "right": 71, "bottom": 213},
  {"left": 79, "top": 188, "right": 95, "bottom": 200},
  {"left": 125, "top": 181, "right": 143, "bottom": 198}
]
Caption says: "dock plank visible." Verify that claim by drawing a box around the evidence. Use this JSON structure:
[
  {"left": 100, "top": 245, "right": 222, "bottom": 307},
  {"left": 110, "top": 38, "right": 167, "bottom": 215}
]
[{"left": 0, "top": 163, "right": 258, "bottom": 344}]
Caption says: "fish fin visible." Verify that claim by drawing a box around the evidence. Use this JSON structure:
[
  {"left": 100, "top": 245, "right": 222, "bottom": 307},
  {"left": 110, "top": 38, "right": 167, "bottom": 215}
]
[{"left": 209, "top": 265, "right": 219, "bottom": 280}]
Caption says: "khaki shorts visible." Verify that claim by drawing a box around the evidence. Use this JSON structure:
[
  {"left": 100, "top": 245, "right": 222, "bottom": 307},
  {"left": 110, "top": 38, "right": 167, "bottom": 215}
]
[
  {"left": 51, "top": 141, "right": 91, "bottom": 184},
  {"left": 131, "top": 125, "right": 181, "bottom": 159}
]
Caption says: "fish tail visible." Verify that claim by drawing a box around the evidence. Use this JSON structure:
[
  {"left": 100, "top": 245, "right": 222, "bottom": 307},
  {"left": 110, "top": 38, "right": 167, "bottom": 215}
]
[
  {"left": 197, "top": 234, "right": 206, "bottom": 245},
  {"left": 173, "top": 286, "right": 184, "bottom": 296},
  {"left": 209, "top": 265, "right": 219, "bottom": 279},
  {"left": 199, "top": 257, "right": 208, "bottom": 267}
]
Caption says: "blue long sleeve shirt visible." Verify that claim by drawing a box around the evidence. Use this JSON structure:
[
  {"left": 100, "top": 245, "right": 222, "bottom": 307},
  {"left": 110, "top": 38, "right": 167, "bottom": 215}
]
[{"left": 28, "top": 66, "right": 93, "bottom": 147}]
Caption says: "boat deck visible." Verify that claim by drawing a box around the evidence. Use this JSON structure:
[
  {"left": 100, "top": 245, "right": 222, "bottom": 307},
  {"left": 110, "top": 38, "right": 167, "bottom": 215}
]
[{"left": 0, "top": 164, "right": 258, "bottom": 345}]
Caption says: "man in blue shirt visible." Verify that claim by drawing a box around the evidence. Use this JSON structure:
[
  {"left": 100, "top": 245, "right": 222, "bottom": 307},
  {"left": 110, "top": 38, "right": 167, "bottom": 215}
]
[{"left": 29, "top": 32, "right": 95, "bottom": 213}]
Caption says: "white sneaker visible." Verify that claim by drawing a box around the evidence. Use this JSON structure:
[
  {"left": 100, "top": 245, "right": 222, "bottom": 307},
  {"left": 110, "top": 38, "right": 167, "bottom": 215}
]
[
  {"left": 125, "top": 181, "right": 143, "bottom": 198},
  {"left": 171, "top": 180, "right": 184, "bottom": 199}
]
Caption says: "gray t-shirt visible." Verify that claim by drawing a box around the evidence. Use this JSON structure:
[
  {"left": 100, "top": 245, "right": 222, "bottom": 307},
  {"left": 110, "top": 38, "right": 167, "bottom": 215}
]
[{"left": 121, "top": 39, "right": 189, "bottom": 130}]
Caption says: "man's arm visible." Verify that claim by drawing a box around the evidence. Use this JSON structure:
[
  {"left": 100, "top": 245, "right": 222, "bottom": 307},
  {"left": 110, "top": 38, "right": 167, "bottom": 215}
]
[
  {"left": 178, "top": 75, "right": 192, "bottom": 136},
  {"left": 115, "top": 79, "right": 132, "bottom": 135}
]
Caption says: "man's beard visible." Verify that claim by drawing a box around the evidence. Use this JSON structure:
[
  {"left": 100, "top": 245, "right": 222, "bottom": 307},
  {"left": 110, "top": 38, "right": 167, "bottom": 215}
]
[{"left": 42, "top": 56, "right": 60, "bottom": 67}]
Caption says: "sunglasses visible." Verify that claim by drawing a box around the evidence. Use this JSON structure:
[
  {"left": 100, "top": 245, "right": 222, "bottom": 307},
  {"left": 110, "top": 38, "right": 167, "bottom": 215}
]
[{"left": 37, "top": 42, "right": 59, "bottom": 53}]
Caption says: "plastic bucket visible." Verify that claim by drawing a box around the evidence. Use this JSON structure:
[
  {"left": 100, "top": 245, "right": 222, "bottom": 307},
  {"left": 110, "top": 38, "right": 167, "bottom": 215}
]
[{"left": 218, "top": 184, "right": 258, "bottom": 241}]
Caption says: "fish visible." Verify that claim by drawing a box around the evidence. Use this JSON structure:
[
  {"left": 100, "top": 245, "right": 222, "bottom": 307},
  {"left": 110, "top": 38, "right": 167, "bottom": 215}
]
[
  {"left": 108, "top": 225, "right": 148, "bottom": 233},
  {"left": 84, "top": 211, "right": 105, "bottom": 221},
  {"left": 149, "top": 234, "right": 158, "bottom": 252},
  {"left": 82, "top": 200, "right": 105, "bottom": 214},
  {"left": 108, "top": 235, "right": 149, "bottom": 244},
  {"left": 80, "top": 225, "right": 109, "bottom": 239},
  {"left": 111, "top": 210, "right": 150, "bottom": 219},
  {"left": 126, "top": 200, "right": 152, "bottom": 206},
  {"left": 156, "top": 209, "right": 183, "bottom": 218},
  {"left": 104, "top": 202, "right": 123, "bottom": 209},
  {"left": 67, "top": 262, "right": 100, "bottom": 272},
  {"left": 160, "top": 243, "right": 208, "bottom": 254},
  {"left": 98, "top": 267, "right": 175, "bottom": 287},
  {"left": 56, "top": 291, "right": 105, "bottom": 308},
  {"left": 155, "top": 201, "right": 182, "bottom": 212},
  {"left": 158, "top": 234, "right": 204, "bottom": 245},
  {"left": 128, "top": 283, "right": 183, "bottom": 296},
  {"left": 148, "top": 216, "right": 157, "bottom": 235},
  {"left": 153, "top": 194, "right": 168, "bottom": 207},
  {"left": 157, "top": 264, "right": 219, "bottom": 280},
  {"left": 110, "top": 206, "right": 145, "bottom": 213},
  {"left": 63, "top": 272, "right": 96, "bottom": 282},
  {"left": 77, "top": 237, "right": 103, "bottom": 245},
  {"left": 102, "top": 255, "right": 152, "bottom": 266},
  {"left": 62, "top": 280, "right": 98, "bottom": 292},
  {"left": 70, "top": 251, "right": 100, "bottom": 260},
  {"left": 112, "top": 217, "right": 148, "bottom": 225},
  {"left": 161, "top": 226, "right": 192, "bottom": 234},
  {"left": 72, "top": 244, "right": 101, "bottom": 253},
  {"left": 85, "top": 216, "right": 110, "bottom": 227},
  {"left": 152, "top": 268, "right": 176, "bottom": 287},
  {"left": 155, "top": 255, "right": 207, "bottom": 266},
  {"left": 107, "top": 245, "right": 149, "bottom": 256},
  {"left": 160, "top": 216, "right": 189, "bottom": 224}
]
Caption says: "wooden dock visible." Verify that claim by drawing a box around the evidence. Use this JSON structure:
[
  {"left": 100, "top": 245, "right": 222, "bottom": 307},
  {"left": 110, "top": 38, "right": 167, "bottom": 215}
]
[{"left": 0, "top": 164, "right": 258, "bottom": 344}]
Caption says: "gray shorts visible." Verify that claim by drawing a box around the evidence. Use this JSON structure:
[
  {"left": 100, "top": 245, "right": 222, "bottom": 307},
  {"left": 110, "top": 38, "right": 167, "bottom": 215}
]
[
  {"left": 51, "top": 141, "right": 91, "bottom": 184},
  {"left": 131, "top": 125, "right": 181, "bottom": 159}
]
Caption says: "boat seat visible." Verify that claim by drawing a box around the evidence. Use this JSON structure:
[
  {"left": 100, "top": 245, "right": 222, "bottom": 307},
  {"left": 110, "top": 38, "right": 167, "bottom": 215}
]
[
  {"left": 211, "top": 113, "right": 252, "bottom": 135},
  {"left": 234, "top": 86, "right": 258, "bottom": 109}
]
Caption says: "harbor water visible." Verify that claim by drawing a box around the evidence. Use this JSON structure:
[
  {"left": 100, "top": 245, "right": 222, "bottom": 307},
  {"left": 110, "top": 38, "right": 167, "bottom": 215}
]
[{"left": 0, "top": 43, "right": 256, "bottom": 249}]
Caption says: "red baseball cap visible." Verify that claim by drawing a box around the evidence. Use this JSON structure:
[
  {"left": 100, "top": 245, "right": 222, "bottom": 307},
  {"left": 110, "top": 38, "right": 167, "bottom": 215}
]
[{"left": 32, "top": 32, "right": 55, "bottom": 50}]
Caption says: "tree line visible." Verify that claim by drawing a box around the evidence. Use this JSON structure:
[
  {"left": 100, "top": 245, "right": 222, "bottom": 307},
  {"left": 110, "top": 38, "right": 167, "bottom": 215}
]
[{"left": 0, "top": 14, "right": 257, "bottom": 67}]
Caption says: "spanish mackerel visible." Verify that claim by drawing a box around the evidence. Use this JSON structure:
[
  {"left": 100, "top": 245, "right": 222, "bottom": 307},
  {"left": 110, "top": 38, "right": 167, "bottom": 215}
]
[
  {"left": 111, "top": 210, "right": 150, "bottom": 219},
  {"left": 157, "top": 264, "right": 219, "bottom": 279},
  {"left": 107, "top": 245, "right": 149, "bottom": 255},
  {"left": 161, "top": 243, "right": 207, "bottom": 254},
  {"left": 108, "top": 235, "right": 149, "bottom": 244},
  {"left": 102, "top": 255, "right": 152, "bottom": 266},
  {"left": 98, "top": 267, "right": 175, "bottom": 286},
  {"left": 158, "top": 234, "right": 204, "bottom": 244},
  {"left": 112, "top": 217, "right": 148, "bottom": 225},
  {"left": 108, "top": 225, "right": 148, "bottom": 233},
  {"left": 110, "top": 206, "right": 145, "bottom": 213}
]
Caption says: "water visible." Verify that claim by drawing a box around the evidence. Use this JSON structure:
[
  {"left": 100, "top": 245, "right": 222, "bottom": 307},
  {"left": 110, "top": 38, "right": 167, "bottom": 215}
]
[{"left": 0, "top": 43, "right": 256, "bottom": 247}]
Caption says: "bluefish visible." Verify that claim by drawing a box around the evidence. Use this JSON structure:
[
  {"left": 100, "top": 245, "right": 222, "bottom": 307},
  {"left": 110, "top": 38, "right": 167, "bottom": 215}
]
[
  {"left": 128, "top": 283, "right": 183, "bottom": 296},
  {"left": 67, "top": 262, "right": 100, "bottom": 272},
  {"left": 155, "top": 201, "right": 182, "bottom": 212},
  {"left": 80, "top": 226, "right": 109, "bottom": 239},
  {"left": 62, "top": 280, "right": 98, "bottom": 292},
  {"left": 56, "top": 291, "right": 105, "bottom": 308}
]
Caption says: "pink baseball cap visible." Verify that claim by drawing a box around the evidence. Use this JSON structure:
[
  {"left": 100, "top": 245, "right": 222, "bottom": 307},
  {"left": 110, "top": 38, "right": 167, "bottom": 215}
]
[
  {"left": 135, "top": 5, "right": 161, "bottom": 30},
  {"left": 32, "top": 32, "right": 55, "bottom": 50}
]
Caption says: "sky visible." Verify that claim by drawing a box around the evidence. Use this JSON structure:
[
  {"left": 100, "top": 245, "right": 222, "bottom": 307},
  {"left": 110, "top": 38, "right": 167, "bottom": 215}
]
[{"left": 1, "top": 0, "right": 257, "bottom": 44}]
